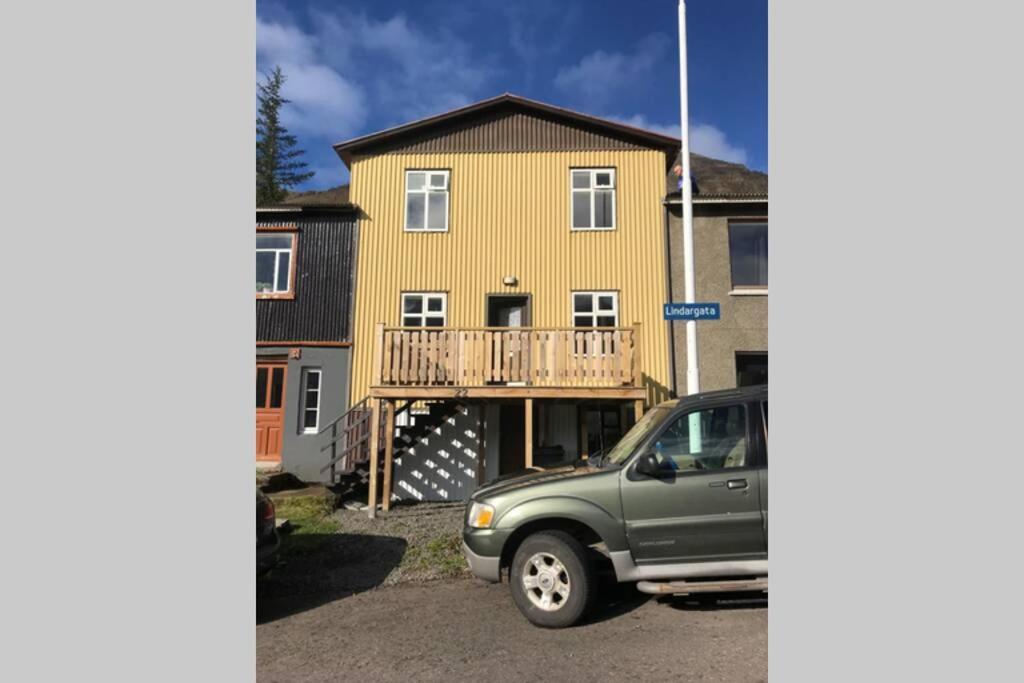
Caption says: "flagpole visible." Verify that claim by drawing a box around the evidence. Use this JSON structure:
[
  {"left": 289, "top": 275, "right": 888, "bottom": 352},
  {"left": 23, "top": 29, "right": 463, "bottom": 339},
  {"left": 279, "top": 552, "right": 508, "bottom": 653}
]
[{"left": 679, "top": 0, "right": 700, "bottom": 396}]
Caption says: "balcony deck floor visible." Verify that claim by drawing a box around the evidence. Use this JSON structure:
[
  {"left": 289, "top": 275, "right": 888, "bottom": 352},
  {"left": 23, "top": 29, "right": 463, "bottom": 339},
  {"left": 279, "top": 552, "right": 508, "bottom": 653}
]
[{"left": 368, "top": 384, "right": 647, "bottom": 400}]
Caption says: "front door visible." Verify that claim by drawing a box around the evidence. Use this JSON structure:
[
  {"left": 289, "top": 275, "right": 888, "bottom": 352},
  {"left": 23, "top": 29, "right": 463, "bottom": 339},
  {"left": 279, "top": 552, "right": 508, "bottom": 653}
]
[
  {"left": 256, "top": 361, "right": 287, "bottom": 464},
  {"left": 487, "top": 295, "right": 530, "bottom": 327},
  {"left": 487, "top": 295, "right": 531, "bottom": 385},
  {"left": 620, "top": 400, "right": 766, "bottom": 565}
]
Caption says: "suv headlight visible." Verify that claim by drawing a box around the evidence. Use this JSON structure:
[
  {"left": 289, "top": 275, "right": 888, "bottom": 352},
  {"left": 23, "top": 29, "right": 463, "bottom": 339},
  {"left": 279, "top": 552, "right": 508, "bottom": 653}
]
[{"left": 467, "top": 502, "right": 495, "bottom": 529}]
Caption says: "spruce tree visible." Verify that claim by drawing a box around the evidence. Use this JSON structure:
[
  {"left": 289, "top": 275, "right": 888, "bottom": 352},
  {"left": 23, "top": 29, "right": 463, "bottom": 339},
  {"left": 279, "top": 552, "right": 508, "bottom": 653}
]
[{"left": 257, "top": 66, "right": 314, "bottom": 205}]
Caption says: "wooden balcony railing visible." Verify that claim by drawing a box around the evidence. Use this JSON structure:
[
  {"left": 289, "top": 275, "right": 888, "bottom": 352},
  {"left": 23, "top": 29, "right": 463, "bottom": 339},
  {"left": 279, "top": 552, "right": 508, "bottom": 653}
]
[{"left": 372, "top": 323, "right": 643, "bottom": 388}]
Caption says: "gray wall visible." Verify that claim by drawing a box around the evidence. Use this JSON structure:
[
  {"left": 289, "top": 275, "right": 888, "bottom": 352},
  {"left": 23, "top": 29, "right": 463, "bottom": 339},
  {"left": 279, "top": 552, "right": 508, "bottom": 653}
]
[
  {"left": 667, "top": 203, "right": 768, "bottom": 392},
  {"left": 393, "top": 405, "right": 483, "bottom": 502},
  {"left": 258, "top": 346, "right": 351, "bottom": 482}
]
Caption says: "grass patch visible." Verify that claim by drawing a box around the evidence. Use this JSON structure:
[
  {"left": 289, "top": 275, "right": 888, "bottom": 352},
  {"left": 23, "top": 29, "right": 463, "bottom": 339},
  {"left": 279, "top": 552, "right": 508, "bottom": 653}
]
[
  {"left": 273, "top": 495, "right": 340, "bottom": 557},
  {"left": 400, "top": 532, "right": 469, "bottom": 578}
]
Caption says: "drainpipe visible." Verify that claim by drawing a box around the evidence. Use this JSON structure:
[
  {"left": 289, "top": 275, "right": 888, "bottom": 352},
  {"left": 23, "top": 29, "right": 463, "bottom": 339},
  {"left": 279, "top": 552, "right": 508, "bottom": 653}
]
[{"left": 678, "top": 0, "right": 700, "bottom": 397}]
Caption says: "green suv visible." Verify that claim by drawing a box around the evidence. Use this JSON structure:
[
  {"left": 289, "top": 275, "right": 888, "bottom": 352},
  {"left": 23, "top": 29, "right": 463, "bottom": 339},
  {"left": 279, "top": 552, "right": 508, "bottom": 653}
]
[{"left": 462, "top": 385, "right": 768, "bottom": 628}]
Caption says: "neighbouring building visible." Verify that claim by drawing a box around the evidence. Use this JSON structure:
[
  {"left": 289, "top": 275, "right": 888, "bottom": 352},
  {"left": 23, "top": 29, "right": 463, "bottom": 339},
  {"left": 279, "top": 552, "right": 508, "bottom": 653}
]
[
  {"left": 329, "top": 93, "right": 681, "bottom": 506},
  {"left": 666, "top": 154, "right": 768, "bottom": 392},
  {"left": 256, "top": 189, "right": 358, "bottom": 481}
]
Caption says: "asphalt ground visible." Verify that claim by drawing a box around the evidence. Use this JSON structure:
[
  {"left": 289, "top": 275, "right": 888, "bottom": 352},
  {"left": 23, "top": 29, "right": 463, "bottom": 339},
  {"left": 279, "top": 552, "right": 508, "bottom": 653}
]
[{"left": 258, "top": 577, "right": 767, "bottom": 682}]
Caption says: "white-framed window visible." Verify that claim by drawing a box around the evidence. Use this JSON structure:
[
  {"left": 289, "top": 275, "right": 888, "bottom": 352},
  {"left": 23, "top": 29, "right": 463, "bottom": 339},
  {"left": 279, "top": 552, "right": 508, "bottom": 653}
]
[
  {"left": 402, "top": 292, "right": 447, "bottom": 327},
  {"left": 405, "top": 170, "right": 450, "bottom": 232},
  {"left": 571, "top": 168, "right": 616, "bottom": 230},
  {"left": 572, "top": 291, "right": 619, "bottom": 327},
  {"left": 300, "top": 368, "right": 322, "bottom": 433},
  {"left": 256, "top": 233, "right": 297, "bottom": 295}
]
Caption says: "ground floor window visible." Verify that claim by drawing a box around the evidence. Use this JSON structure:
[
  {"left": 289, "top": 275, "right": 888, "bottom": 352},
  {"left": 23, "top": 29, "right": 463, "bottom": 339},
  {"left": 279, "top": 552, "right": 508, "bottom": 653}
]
[
  {"left": 301, "top": 368, "right": 322, "bottom": 433},
  {"left": 736, "top": 352, "right": 768, "bottom": 387}
]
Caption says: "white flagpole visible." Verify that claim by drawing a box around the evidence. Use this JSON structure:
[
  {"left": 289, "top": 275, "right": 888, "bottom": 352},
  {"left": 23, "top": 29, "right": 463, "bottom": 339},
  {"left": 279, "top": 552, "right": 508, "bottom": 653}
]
[{"left": 679, "top": 0, "right": 700, "bottom": 397}]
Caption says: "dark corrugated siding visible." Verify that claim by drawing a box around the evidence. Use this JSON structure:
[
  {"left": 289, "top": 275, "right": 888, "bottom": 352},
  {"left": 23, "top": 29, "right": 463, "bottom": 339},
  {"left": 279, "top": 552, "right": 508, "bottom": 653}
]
[
  {"left": 374, "top": 110, "right": 647, "bottom": 155},
  {"left": 256, "top": 215, "right": 358, "bottom": 342}
]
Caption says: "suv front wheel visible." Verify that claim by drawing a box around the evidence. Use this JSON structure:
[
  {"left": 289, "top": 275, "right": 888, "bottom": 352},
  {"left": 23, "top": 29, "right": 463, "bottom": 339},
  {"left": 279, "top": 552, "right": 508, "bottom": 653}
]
[{"left": 509, "top": 530, "right": 595, "bottom": 628}]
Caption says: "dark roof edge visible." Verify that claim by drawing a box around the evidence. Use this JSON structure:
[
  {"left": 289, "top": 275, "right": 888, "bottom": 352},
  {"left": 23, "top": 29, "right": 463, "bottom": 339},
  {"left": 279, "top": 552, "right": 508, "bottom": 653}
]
[
  {"left": 257, "top": 203, "right": 358, "bottom": 213},
  {"left": 665, "top": 193, "right": 768, "bottom": 203},
  {"left": 332, "top": 93, "right": 681, "bottom": 165}
]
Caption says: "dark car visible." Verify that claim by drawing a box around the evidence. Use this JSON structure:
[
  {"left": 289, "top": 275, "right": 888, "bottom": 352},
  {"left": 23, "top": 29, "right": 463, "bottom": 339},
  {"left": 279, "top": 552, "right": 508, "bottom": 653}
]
[
  {"left": 257, "top": 489, "right": 280, "bottom": 577},
  {"left": 463, "top": 385, "right": 768, "bottom": 628}
]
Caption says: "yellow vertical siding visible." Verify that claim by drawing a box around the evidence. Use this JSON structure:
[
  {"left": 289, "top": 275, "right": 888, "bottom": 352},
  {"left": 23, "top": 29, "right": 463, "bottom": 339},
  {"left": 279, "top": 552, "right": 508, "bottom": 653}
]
[{"left": 349, "top": 150, "right": 671, "bottom": 404}]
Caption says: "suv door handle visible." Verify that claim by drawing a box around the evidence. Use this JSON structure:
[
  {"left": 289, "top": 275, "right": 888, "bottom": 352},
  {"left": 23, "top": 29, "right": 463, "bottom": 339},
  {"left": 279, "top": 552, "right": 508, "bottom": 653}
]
[{"left": 726, "top": 479, "right": 748, "bottom": 490}]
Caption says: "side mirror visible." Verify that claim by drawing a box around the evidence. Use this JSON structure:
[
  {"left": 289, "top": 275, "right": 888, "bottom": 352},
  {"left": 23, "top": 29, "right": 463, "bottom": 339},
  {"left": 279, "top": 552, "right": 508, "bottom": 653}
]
[{"left": 634, "top": 451, "right": 663, "bottom": 477}]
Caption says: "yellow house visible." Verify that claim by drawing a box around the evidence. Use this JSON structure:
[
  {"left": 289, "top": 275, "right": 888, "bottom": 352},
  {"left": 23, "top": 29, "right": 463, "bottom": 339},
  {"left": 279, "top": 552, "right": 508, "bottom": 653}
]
[{"left": 330, "top": 94, "right": 679, "bottom": 509}]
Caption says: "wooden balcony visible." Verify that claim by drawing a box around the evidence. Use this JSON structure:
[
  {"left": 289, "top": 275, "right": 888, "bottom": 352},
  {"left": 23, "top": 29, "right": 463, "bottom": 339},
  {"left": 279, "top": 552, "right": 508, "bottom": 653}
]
[{"left": 369, "top": 323, "right": 647, "bottom": 401}]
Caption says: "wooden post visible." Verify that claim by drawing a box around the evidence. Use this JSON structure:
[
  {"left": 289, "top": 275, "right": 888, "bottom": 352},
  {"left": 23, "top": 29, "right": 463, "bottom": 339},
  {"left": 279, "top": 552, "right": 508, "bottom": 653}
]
[
  {"left": 632, "top": 322, "right": 644, "bottom": 387},
  {"left": 635, "top": 399, "right": 645, "bottom": 422},
  {"left": 373, "top": 322, "right": 386, "bottom": 386},
  {"left": 524, "top": 398, "right": 534, "bottom": 469},
  {"left": 329, "top": 419, "right": 338, "bottom": 483},
  {"left": 381, "top": 399, "right": 395, "bottom": 512},
  {"left": 366, "top": 398, "right": 381, "bottom": 519}
]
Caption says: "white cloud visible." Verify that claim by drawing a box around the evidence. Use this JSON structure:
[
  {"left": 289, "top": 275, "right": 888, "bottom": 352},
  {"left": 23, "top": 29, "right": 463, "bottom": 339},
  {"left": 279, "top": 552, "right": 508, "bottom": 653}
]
[
  {"left": 690, "top": 123, "right": 748, "bottom": 165},
  {"left": 255, "top": 17, "right": 317, "bottom": 66},
  {"left": 610, "top": 115, "right": 748, "bottom": 165},
  {"left": 610, "top": 114, "right": 681, "bottom": 139},
  {"left": 255, "top": 6, "right": 498, "bottom": 190},
  {"left": 311, "top": 10, "right": 492, "bottom": 124},
  {"left": 555, "top": 35, "right": 669, "bottom": 109},
  {"left": 256, "top": 16, "right": 367, "bottom": 139}
]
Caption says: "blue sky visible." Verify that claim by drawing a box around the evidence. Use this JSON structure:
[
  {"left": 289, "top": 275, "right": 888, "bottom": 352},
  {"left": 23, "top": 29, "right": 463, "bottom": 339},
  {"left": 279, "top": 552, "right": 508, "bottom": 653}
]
[{"left": 257, "top": 0, "right": 767, "bottom": 191}]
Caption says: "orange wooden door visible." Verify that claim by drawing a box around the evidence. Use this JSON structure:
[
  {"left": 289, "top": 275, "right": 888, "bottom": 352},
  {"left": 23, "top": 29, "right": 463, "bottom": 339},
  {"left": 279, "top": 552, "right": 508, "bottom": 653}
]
[{"left": 256, "top": 362, "right": 287, "bottom": 463}]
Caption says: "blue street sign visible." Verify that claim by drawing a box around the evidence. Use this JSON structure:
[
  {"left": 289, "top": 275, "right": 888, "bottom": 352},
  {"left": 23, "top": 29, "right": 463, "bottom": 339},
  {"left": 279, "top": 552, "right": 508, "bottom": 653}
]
[{"left": 663, "top": 302, "right": 721, "bottom": 321}]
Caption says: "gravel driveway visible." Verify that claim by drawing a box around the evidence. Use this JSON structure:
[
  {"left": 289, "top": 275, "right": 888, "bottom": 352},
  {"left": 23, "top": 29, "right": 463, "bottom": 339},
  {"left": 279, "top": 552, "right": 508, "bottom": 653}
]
[{"left": 258, "top": 578, "right": 766, "bottom": 682}]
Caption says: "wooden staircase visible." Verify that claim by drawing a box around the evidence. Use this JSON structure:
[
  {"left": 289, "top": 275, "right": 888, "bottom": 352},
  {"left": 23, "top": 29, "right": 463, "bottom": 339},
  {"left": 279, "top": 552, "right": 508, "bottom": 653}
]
[
  {"left": 393, "top": 402, "right": 465, "bottom": 462},
  {"left": 319, "top": 396, "right": 380, "bottom": 482},
  {"left": 319, "top": 398, "right": 460, "bottom": 487}
]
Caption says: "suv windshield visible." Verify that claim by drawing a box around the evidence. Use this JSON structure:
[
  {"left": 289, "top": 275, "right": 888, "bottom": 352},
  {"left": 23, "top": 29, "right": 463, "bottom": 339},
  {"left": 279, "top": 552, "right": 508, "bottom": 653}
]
[{"left": 603, "top": 407, "right": 674, "bottom": 466}]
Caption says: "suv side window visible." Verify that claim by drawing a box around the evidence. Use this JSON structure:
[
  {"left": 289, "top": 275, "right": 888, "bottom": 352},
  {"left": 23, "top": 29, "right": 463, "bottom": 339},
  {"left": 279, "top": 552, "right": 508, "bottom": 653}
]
[{"left": 652, "top": 404, "right": 749, "bottom": 472}]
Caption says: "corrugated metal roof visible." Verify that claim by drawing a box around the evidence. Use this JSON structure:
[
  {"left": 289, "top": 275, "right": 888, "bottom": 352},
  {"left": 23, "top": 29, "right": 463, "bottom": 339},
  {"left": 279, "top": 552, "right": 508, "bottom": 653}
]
[
  {"left": 377, "top": 110, "right": 649, "bottom": 155},
  {"left": 334, "top": 93, "right": 680, "bottom": 166}
]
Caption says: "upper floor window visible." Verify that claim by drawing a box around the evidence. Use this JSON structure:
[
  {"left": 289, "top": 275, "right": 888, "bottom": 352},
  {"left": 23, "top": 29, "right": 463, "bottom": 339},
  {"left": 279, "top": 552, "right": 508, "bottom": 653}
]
[
  {"left": 571, "top": 169, "right": 616, "bottom": 230},
  {"left": 256, "top": 233, "right": 297, "bottom": 297},
  {"left": 573, "top": 291, "right": 618, "bottom": 327},
  {"left": 405, "top": 170, "right": 449, "bottom": 232},
  {"left": 728, "top": 220, "right": 768, "bottom": 290},
  {"left": 402, "top": 292, "right": 447, "bottom": 327}
]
